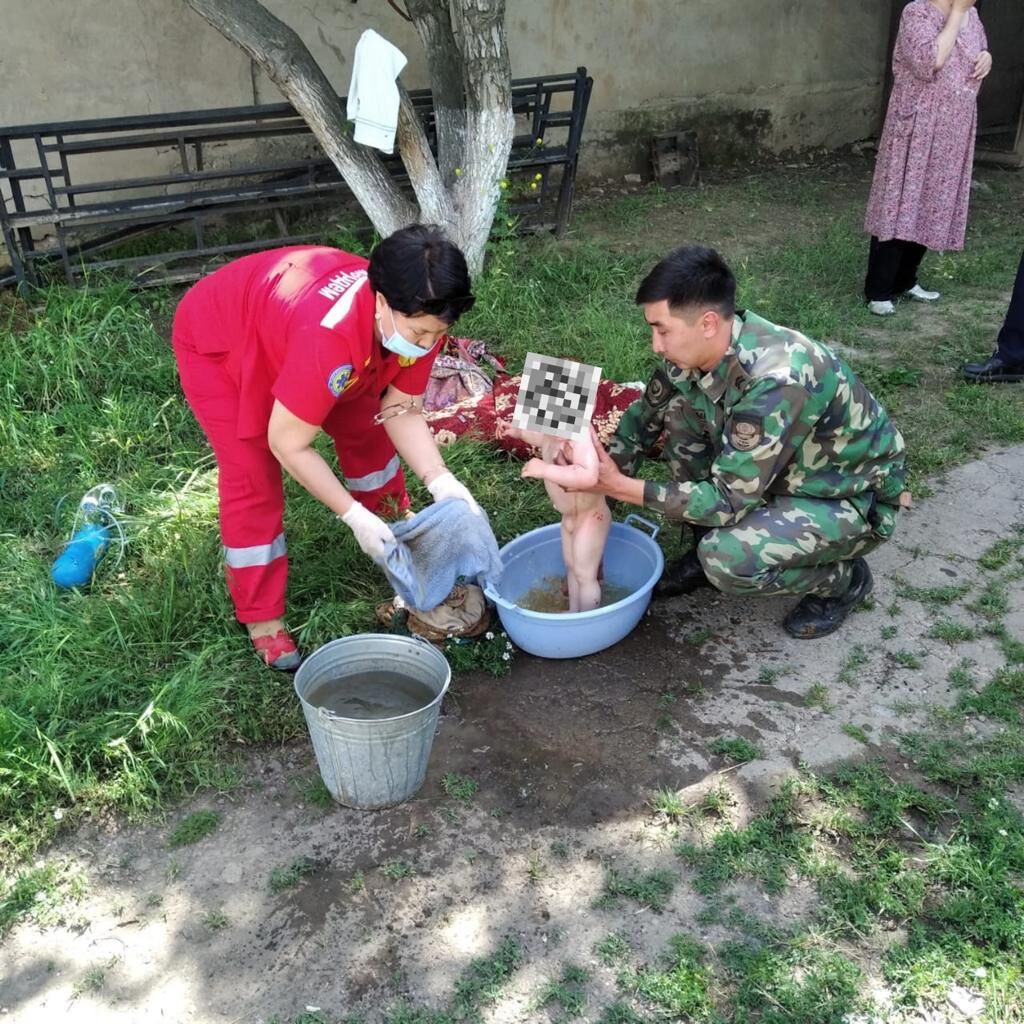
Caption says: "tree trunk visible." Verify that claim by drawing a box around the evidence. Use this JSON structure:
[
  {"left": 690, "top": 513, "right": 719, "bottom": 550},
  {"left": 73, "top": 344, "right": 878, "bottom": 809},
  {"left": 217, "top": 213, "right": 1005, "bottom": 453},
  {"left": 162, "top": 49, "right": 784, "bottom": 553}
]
[
  {"left": 405, "top": 0, "right": 468, "bottom": 186},
  {"left": 396, "top": 84, "right": 456, "bottom": 232},
  {"left": 185, "top": 0, "right": 513, "bottom": 276},
  {"left": 446, "top": 0, "right": 515, "bottom": 273},
  {"left": 184, "top": 0, "right": 416, "bottom": 235}
]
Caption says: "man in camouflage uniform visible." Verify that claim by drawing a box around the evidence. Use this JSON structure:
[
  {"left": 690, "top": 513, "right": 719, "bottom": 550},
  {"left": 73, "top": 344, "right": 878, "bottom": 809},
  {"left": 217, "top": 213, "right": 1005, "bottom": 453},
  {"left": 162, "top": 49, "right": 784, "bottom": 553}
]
[{"left": 584, "top": 245, "right": 908, "bottom": 639}]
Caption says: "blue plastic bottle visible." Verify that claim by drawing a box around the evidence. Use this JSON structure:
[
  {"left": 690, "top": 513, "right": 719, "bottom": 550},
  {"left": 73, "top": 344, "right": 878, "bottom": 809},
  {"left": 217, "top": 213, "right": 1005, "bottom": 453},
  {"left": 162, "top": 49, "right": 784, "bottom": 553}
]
[{"left": 51, "top": 521, "right": 112, "bottom": 589}]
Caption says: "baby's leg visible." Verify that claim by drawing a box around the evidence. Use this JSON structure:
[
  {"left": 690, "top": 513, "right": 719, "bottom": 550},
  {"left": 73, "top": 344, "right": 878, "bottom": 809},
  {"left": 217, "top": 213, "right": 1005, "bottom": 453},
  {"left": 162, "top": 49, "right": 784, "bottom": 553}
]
[
  {"left": 568, "top": 501, "right": 611, "bottom": 612},
  {"left": 560, "top": 514, "right": 581, "bottom": 612}
]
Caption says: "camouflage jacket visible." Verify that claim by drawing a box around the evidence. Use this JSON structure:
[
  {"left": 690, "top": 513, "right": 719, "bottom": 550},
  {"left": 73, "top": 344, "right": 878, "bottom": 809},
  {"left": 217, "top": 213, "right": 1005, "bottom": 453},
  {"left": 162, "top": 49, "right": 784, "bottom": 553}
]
[{"left": 610, "top": 310, "right": 907, "bottom": 526}]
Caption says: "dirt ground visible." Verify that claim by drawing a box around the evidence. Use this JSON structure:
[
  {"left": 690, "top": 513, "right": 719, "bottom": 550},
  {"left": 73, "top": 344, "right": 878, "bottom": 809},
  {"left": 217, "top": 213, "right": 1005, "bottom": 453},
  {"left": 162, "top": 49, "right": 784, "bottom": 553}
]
[{"left": 3, "top": 444, "right": 1024, "bottom": 1022}]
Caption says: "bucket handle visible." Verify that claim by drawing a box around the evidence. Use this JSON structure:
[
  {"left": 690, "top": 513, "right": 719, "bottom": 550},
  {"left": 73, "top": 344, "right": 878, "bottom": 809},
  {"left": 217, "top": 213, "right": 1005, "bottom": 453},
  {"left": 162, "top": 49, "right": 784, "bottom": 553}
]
[{"left": 623, "top": 513, "right": 660, "bottom": 541}]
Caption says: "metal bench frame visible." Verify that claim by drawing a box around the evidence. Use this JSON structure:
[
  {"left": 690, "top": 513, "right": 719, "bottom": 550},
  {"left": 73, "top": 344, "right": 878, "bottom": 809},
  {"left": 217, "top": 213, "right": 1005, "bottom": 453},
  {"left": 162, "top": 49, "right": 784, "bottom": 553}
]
[{"left": 0, "top": 67, "right": 592, "bottom": 288}]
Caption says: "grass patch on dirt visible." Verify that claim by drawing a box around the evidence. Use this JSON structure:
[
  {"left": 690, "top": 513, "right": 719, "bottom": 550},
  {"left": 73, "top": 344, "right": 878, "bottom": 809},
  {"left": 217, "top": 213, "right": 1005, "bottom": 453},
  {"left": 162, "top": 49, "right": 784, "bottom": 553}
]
[
  {"left": 709, "top": 737, "right": 762, "bottom": 764},
  {"left": 269, "top": 858, "right": 317, "bottom": 893},
  {"left": 595, "top": 865, "right": 678, "bottom": 913},
  {"left": 167, "top": 808, "right": 221, "bottom": 847}
]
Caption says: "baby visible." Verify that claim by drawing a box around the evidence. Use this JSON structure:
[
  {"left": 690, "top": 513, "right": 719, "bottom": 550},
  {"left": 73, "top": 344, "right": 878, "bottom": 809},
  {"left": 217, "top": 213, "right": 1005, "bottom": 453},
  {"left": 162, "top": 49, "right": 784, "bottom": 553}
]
[{"left": 497, "top": 421, "right": 611, "bottom": 612}]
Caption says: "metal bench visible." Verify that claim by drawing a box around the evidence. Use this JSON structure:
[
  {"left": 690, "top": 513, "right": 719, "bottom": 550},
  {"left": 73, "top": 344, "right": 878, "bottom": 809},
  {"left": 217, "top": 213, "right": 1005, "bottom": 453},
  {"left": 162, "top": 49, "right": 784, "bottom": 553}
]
[{"left": 0, "top": 67, "right": 592, "bottom": 289}]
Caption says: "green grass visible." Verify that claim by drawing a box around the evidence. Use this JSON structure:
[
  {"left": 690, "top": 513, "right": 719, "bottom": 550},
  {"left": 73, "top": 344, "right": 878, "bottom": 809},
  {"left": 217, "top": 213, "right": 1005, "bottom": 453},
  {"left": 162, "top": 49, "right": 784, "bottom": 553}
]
[
  {"left": 892, "top": 649, "right": 923, "bottom": 670},
  {"left": 167, "top": 809, "right": 222, "bottom": 847},
  {"left": 269, "top": 858, "right": 317, "bottom": 892},
  {"left": 709, "top": 736, "right": 762, "bottom": 764},
  {"left": 649, "top": 786, "right": 686, "bottom": 820},
  {"left": 593, "top": 932, "right": 632, "bottom": 966},
  {"left": 837, "top": 643, "right": 869, "bottom": 685},
  {"left": 841, "top": 723, "right": 870, "bottom": 744},
  {"left": 203, "top": 909, "right": 229, "bottom": 930},
  {"left": 536, "top": 964, "right": 589, "bottom": 1018},
  {"left": 449, "top": 936, "right": 523, "bottom": 1019},
  {"left": 927, "top": 619, "right": 978, "bottom": 644},
  {"left": 958, "top": 667, "right": 1024, "bottom": 725},
  {"left": 295, "top": 775, "right": 334, "bottom": 810},
  {"left": 595, "top": 865, "right": 677, "bottom": 913},
  {"left": 895, "top": 580, "right": 972, "bottom": 607},
  {"left": 381, "top": 860, "right": 416, "bottom": 881},
  {"left": 675, "top": 783, "right": 813, "bottom": 895},
  {"left": 804, "top": 683, "right": 832, "bottom": 712},
  {"left": 617, "top": 935, "right": 712, "bottom": 1019},
  {"left": 979, "top": 533, "right": 1024, "bottom": 571},
  {"left": 0, "top": 860, "right": 86, "bottom": 937},
  {"left": 441, "top": 773, "right": 479, "bottom": 801}
]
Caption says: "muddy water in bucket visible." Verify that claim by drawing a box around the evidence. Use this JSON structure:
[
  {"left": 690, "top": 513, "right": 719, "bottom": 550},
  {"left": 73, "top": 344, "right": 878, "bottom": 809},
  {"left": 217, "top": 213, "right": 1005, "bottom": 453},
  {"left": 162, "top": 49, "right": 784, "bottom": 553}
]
[
  {"left": 307, "top": 672, "right": 436, "bottom": 720},
  {"left": 293, "top": 635, "right": 450, "bottom": 810}
]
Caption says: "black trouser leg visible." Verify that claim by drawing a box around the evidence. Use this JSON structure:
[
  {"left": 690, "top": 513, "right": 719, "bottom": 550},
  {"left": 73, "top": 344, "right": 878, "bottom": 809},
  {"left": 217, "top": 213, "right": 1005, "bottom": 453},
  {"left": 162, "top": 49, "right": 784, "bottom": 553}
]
[
  {"left": 864, "top": 236, "right": 905, "bottom": 301},
  {"left": 996, "top": 251, "right": 1024, "bottom": 364},
  {"left": 893, "top": 241, "right": 927, "bottom": 295}
]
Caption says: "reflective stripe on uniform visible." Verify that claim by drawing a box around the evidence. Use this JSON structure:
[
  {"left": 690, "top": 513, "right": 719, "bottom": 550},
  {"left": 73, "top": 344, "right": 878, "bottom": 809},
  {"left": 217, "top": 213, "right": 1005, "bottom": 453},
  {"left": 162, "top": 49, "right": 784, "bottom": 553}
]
[
  {"left": 224, "top": 532, "right": 287, "bottom": 569},
  {"left": 320, "top": 276, "right": 368, "bottom": 329},
  {"left": 345, "top": 454, "right": 400, "bottom": 492}
]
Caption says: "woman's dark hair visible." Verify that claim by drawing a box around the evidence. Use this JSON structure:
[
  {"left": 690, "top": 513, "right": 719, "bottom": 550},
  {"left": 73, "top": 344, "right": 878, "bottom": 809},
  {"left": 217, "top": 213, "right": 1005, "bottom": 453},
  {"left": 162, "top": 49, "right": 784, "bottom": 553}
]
[
  {"left": 635, "top": 244, "right": 736, "bottom": 317},
  {"left": 368, "top": 224, "right": 475, "bottom": 323}
]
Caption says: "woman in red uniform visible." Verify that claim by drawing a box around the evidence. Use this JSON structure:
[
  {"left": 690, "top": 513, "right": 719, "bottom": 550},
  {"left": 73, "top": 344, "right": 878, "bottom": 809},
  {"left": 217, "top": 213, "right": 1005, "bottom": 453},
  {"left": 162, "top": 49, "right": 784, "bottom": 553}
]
[{"left": 172, "top": 225, "right": 480, "bottom": 669}]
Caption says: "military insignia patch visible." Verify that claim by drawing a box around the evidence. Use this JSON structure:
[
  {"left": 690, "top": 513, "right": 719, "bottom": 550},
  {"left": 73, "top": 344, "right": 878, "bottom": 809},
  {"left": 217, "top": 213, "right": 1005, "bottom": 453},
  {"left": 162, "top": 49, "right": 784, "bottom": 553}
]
[
  {"left": 729, "top": 416, "right": 763, "bottom": 452},
  {"left": 645, "top": 368, "right": 672, "bottom": 407},
  {"left": 327, "top": 364, "right": 354, "bottom": 397}
]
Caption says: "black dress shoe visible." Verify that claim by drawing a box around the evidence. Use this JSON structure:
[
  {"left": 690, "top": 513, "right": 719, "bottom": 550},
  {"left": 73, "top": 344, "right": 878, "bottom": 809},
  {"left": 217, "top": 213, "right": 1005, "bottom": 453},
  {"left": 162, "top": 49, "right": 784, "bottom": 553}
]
[
  {"left": 962, "top": 353, "right": 1024, "bottom": 383},
  {"left": 654, "top": 549, "right": 710, "bottom": 599},
  {"left": 783, "top": 558, "right": 874, "bottom": 640}
]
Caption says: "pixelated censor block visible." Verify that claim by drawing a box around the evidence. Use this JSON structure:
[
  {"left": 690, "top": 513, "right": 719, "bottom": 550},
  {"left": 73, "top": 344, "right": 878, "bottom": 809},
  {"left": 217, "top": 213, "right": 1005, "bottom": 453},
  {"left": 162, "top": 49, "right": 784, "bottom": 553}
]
[{"left": 512, "top": 352, "right": 602, "bottom": 441}]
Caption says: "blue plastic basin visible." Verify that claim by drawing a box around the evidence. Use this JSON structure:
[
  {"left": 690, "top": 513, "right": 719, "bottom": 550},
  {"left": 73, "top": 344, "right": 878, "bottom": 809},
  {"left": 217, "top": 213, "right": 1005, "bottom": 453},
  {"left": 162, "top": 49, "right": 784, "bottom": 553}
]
[{"left": 484, "top": 515, "right": 664, "bottom": 659}]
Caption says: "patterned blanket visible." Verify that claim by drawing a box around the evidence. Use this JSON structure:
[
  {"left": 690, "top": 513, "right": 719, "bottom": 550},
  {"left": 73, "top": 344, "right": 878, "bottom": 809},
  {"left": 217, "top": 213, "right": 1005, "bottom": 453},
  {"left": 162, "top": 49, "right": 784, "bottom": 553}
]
[{"left": 424, "top": 338, "right": 645, "bottom": 459}]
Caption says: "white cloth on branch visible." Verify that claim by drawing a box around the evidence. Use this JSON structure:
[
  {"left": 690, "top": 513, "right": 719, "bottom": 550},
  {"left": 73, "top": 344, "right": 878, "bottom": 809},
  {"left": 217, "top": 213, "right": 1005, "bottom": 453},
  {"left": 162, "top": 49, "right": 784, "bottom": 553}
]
[{"left": 346, "top": 29, "right": 407, "bottom": 154}]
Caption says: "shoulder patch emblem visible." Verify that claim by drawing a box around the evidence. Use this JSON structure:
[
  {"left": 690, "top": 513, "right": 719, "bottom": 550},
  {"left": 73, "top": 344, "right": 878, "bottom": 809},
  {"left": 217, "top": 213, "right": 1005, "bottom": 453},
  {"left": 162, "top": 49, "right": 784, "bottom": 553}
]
[
  {"left": 327, "top": 363, "right": 354, "bottom": 397},
  {"left": 729, "top": 416, "right": 764, "bottom": 452}
]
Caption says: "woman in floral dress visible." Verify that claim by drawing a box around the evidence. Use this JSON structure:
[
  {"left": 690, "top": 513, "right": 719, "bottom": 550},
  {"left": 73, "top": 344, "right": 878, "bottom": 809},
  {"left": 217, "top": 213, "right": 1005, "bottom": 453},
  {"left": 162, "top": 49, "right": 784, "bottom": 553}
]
[{"left": 863, "top": 0, "right": 992, "bottom": 316}]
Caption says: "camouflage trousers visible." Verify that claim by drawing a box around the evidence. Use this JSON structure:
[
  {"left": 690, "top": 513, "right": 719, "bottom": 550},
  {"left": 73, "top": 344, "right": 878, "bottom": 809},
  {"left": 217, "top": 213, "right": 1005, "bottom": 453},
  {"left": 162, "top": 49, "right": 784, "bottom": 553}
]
[{"left": 696, "top": 492, "right": 900, "bottom": 599}]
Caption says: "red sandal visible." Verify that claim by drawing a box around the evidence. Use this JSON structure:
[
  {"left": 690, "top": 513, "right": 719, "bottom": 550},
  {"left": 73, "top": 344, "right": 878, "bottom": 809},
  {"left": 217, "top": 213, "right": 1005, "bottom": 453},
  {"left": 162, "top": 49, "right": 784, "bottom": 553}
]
[{"left": 251, "top": 629, "right": 302, "bottom": 671}]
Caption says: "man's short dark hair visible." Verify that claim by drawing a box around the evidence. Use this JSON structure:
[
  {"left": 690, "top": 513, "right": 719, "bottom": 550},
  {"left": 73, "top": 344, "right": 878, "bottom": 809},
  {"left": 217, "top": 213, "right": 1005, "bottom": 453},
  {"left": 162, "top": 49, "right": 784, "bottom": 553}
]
[
  {"left": 635, "top": 245, "right": 736, "bottom": 318},
  {"left": 368, "top": 224, "right": 476, "bottom": 323}
]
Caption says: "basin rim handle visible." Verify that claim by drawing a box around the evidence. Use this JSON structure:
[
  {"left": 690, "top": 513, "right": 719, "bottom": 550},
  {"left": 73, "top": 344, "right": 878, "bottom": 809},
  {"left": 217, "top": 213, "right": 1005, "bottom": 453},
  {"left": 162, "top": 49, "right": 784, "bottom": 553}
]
[{"left": 623, "top": 513, "right": 660, "bottom": 541}]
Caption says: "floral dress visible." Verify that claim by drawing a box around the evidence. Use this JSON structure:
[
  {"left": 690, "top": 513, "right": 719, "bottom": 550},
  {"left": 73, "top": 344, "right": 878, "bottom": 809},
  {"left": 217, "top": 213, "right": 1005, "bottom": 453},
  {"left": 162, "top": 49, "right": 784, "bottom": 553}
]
[{"left": 865, "top": 0, "right": 988, "bottom": 252}]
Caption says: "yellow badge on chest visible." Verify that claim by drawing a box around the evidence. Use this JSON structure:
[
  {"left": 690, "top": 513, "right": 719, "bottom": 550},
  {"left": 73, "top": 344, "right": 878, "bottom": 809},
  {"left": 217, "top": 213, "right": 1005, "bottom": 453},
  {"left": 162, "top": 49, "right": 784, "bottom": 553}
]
[{"left": 397, "top": 355, "right": 418, "bottom": 368}]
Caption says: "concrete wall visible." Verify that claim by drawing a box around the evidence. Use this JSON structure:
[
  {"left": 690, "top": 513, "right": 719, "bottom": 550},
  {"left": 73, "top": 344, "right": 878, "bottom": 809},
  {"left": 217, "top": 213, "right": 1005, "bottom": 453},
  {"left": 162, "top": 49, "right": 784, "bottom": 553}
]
[{"left": 1, "top": 0, "right": 894, "bottom": 179}]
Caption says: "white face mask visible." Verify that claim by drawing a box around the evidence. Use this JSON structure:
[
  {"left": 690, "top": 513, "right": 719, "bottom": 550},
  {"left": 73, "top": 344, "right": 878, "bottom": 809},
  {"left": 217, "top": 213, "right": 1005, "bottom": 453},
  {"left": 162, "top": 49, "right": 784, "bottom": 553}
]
[{"left": 380, "top": 305, "right": 430, "bottom": 360}]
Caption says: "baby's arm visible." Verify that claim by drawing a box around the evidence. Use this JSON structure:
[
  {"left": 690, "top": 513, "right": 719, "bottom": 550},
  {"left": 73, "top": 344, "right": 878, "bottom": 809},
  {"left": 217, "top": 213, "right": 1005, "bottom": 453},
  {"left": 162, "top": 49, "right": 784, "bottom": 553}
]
[
  {"left": 521, "top": 433, "right": 600, "bottom": 489},
  {"left": 496, "top": 422, "right": 547, "bottom": 449}
]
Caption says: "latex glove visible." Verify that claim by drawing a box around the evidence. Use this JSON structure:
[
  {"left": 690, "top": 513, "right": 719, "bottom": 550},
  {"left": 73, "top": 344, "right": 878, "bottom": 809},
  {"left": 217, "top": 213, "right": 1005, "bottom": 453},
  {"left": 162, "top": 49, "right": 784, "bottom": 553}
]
[
  {"left": 340, "top": 502, "right": 396, "bottom": 561},
  {"left": 426, "top": 470, "right": 482, "bottom": 516}
]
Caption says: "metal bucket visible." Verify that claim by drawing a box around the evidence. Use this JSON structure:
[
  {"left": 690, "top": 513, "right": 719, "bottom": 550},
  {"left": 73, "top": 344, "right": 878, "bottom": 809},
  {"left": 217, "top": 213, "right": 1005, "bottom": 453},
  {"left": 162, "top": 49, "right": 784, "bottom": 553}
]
[{"left": 293, "top": 633, "right": 451, "bottom": 810}]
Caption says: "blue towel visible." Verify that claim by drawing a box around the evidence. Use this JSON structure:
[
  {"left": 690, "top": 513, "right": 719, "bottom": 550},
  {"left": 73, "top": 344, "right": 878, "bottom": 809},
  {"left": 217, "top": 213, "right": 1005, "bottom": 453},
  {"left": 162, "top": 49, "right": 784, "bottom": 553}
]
[{"left": 380, "top": 499, "right": 504, "bottom": 611}]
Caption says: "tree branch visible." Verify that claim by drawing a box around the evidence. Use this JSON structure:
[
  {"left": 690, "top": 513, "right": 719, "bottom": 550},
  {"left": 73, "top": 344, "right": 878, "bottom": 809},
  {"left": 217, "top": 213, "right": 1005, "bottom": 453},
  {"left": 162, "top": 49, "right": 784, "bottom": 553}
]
[
  {"left": 386, "top": 0, "right": 413, "bottom": 21},
  {"left": 405, "top": 0, "right": 467, "bottom": 184},
  {"left": 184, "top": 0, "right": 416, "bottom": 235},
  {"left": 446, "top": 0, "right": 514, "bottom": 270},
  {"left": 397, "top": 83, "right": 456, "bottom": 229}
]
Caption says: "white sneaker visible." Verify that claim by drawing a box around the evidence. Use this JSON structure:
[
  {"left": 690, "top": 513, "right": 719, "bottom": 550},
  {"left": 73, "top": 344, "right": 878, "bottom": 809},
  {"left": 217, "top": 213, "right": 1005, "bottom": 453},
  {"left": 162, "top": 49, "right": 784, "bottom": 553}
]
[
  {"left": 868, "top": 300, "right": 896, "bottom": 316},
  {"left": 906, "top": 283, "right": 940, "bottom": 302}
]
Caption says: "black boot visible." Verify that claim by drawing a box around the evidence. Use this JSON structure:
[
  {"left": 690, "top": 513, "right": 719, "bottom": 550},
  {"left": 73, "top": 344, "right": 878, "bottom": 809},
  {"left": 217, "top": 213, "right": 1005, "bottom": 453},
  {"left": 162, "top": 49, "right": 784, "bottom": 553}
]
[
  {"left": 783, "top": 558, "right": 873, "bottom": 640},
  {"left": 654, "top": 526, "right": 710, "bottom": 599},
  {"left": 962, "top": 352, "right": 1024, "bottom": 383}
]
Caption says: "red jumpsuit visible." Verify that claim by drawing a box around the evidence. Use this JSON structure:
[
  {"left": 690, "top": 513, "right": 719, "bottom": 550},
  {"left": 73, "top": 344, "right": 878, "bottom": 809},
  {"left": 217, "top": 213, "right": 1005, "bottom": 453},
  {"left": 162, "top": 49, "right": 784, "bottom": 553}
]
[{"left": 172, "top": 246, "right": 439, "bottom": 624}]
